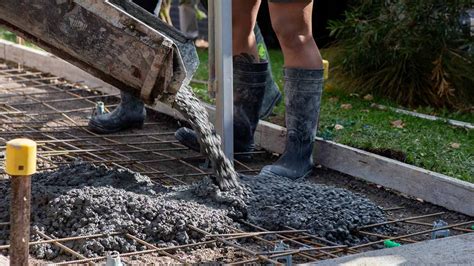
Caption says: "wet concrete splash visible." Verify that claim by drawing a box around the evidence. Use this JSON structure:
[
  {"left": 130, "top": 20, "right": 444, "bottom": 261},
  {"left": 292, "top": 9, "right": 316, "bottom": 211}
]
[
  {"left": 174, "top": 85, "right": 240, "bottom": 190},
  {"left": 0, "top": 162, "right": 389, "bottom": 260}
]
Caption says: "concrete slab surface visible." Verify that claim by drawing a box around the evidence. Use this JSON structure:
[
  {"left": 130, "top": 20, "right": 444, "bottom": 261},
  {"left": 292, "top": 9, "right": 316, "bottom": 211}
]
[{"left": 315, "top": 233, "right": 474, "bottom": 266}]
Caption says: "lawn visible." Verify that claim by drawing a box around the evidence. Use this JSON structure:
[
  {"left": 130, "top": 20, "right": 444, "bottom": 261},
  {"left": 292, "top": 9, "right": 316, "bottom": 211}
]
[
  {"left": 191, "top": 48, "right": 473, "bottom": 182},
  {"left": 0, "top": 28, "right": 16, "bottom": 43},
  {"left": 0, "top": 28, "right": 38, "bottom": 49}
]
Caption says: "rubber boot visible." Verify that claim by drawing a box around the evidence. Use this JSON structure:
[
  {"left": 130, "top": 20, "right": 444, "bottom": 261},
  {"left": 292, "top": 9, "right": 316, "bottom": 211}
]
[
  {"left": 175, "top": 57, "right": 268, "bottom": 157},
  {"left": 88, "top": 91, "right": 146, "bottom": 134},
  {"left": 255, "top": 25, "right": 282, "bottom": 119},
  {"left": 260, "top": 68, "right": 324, "bottom": 180}
]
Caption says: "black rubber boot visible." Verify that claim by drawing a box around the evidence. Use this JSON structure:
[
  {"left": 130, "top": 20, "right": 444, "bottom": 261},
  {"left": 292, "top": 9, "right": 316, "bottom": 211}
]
[
  {"left": 254, "top": 25, "right": 282, "bottom": 119},
  {"left": 175, "top": 57, "right": 268, "bottom": 157},
  {"left": 88, "top": 91, "right": 146, "bottom": 134},
  {"left": 260, "top": 68, "right": 324, "bottom": 180},
  {"left": 259, "top": 64, "right": 282, "bottom": 119}
]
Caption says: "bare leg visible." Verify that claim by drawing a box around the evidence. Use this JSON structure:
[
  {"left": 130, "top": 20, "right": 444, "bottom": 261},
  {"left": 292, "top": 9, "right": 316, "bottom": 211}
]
[
  {"left": 175, "top": 0, "right": 269, "bottom": 162},
  {"left": 232, "top": 0, "right": 261, "bottom": 59},
  {"left": 268, "top": 1, "right": 322, "bottom": 69},
  {"left": 260, "top": 0, "right": 324, "bottom": 180}
]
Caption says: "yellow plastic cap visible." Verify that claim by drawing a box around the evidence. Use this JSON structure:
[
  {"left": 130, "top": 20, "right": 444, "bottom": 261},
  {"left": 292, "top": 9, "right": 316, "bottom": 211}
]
[
  {"left": 323, "top": 60, "right": 329, "bottom": 80},
  {"left": 5, "top": 138, "right": 37, "bottom": 176}
]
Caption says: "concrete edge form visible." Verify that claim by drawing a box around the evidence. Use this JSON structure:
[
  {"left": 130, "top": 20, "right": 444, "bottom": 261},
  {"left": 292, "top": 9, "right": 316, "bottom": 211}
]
[
  {"left": 314, "top": 233, "right": 474, "bottom": 266},
  {"left": 1, "top": 39, "right": 473, "bottom": 216}
]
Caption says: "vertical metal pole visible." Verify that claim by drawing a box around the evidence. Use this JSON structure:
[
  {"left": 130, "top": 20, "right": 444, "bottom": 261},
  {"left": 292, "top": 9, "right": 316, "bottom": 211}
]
[
  {"left": 10, "top": 176, "right": 31, "bottom": 266},
  {"left": 6, "top": 138, "right": 37, "bottom": 266},
  {"left": 208, "top": 1, "right": 216, "bottom": 98},
  {"left": 212, "top": 0, "right": 234, "bottom": 162}
]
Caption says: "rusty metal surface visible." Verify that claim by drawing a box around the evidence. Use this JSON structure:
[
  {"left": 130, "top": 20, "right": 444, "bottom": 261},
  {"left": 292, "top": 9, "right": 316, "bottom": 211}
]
[{"left": 0, "top": 0, "right": 198, "bottom": 105}]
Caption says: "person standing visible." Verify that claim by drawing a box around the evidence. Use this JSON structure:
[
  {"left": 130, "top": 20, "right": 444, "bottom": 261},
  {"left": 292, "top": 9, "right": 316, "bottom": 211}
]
[{"left": 176, "top": 0, "right": 324, "bottom": 180}]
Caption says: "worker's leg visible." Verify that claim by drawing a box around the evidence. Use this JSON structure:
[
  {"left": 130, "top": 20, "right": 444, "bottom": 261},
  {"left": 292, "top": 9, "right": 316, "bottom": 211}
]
[
  {"left": 269, "top": 0, "right": 322, "bottom": 68},
  {"left": 179, "top": 0, "right": 199, "bottom": 39},
  {"left": 176, "top": 58, "right": 269, "bottom": 157},
  {"left": 254, "top": 25, "right": 282, "bottom": 119},
  {"left": 198, "top": 0, "right": 281, "bottom": 117},
  {"left": 232, "top": 0, "right": 261, "bottom": 60},
  {"left": 260, "top": 0, "right": 324, "bottom": 179},
  {"left": 176, "top": 0, "right": 268, "bottom": 160},
  {"left": 88, "top": 0, "right": 163, "bottom": 134},
  {"left": 229, "top": 0, "right": 283, "bottom": 118},
  {"left": 88, "top": 91, "right": 146, "bottom": 134}
]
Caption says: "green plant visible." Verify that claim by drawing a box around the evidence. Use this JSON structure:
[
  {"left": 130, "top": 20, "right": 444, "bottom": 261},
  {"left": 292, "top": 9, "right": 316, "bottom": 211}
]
[
  {"left": 0, "top": 28, "right": 16, "bottom": 43},
  {"left": 329, "top": 0, "right": 474, "bottom": 109}
]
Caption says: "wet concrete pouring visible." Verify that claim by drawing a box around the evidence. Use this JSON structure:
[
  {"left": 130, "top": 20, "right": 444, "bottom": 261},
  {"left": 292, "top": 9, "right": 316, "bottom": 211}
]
[{"left": 0, "top": 63, "right": 472, "bottom": 263}]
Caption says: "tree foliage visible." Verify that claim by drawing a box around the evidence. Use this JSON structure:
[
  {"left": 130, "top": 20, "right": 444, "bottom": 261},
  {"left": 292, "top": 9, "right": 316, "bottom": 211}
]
[{"left": 329, "top": 0, "right": 474, "bottom": 109}]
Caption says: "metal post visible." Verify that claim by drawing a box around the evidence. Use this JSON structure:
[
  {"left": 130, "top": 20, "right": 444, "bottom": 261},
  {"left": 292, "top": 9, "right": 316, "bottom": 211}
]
[
  {"left": 9, "top": 176, "right": 31, "bottom": 266},
  {"left": 5, "top": 138, "right": 37, "bottom": 266},
  {"left": 211, "top": 0, "right": 234, "bottom": 162},
  {"left": 207, "top": 0, "right": 216, "bottom": 98}
]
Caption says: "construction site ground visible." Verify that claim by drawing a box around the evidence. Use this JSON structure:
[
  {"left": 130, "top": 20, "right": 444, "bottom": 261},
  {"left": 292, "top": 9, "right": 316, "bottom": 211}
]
[{"left": 0, "top": 60, "right": 472, "bottom": 264}]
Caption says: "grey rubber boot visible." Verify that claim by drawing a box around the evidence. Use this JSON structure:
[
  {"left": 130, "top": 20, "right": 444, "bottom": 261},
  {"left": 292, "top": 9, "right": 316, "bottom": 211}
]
[
  {"left": 260, "top": 68, "right": 324, "bottom": 180},
  {"left": 88, "top": 91, "right": 146, "bottom": 134},
  {"left": 255, "top": 25, "right": 282, "bottom": 119},
  {"left": 175, "top": 57, "right": 268, "bottom": 156}
]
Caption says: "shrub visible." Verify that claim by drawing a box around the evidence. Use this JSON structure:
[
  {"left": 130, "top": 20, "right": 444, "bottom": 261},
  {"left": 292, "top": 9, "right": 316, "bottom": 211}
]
[{"left": 329, "top": 0, "right": 474, "bottom": 109}]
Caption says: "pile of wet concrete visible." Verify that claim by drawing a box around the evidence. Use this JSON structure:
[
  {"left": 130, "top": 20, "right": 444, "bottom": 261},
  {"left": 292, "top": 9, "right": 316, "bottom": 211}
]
[{"left": 0, "top": 162, "right": 390, "bottom": 260}]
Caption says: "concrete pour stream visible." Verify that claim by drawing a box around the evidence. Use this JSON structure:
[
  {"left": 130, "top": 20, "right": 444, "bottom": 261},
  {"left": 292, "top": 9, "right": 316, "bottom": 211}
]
[{"left": 0, "top": 162, "right": 389, "bottom": 260}]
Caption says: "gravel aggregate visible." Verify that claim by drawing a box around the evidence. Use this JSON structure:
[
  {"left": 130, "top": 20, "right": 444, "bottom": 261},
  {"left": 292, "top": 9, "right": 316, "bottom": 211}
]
[{"left": 0, "top": 162, "right": 389, "bottom": 259}]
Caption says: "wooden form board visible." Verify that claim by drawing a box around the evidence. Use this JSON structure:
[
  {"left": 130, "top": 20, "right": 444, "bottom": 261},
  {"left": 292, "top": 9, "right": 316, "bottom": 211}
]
[{"left": 1, "top": 39, "right": 472, "bottom": 216}]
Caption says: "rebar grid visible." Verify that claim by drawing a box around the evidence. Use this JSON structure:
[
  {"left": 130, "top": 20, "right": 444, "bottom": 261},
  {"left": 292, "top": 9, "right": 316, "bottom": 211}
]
[{"left": 0, "top": 63, "right": 472, "bottom": 264}]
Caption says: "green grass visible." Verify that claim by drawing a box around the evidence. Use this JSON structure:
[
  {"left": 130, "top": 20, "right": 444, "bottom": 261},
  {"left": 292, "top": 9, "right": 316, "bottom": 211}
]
[
  {"left": 192, "top": 48, "right": 473, "bottom": 182},
  {"left": 0, "top": 28, "right": 17, "bottom": 43},
  {"left": 0, "top": 28, "right": 39, "bottom": 49},
  {"left": 318, "top": 91, "right": 473, "bottom": 182}
]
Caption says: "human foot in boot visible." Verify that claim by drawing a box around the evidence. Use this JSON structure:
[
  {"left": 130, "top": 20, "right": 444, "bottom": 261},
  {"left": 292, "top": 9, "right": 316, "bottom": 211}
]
[
  {"left": 175, "top": 54, "right": 267, "bottom": 160},
  {"left": 260, "top": 68, "right": 324, "bottom": 180},
  {"left": 88, "top": 91, "right": 146, "bottom": 134},
  {"left": 254, "top": 25, "right": 282, "bottom": 119}
]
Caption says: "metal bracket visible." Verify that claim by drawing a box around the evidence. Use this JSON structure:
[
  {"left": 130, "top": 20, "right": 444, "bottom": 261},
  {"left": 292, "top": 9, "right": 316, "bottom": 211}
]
[{"left": 273, "top": 241, "right": 292, "bottom": 266}]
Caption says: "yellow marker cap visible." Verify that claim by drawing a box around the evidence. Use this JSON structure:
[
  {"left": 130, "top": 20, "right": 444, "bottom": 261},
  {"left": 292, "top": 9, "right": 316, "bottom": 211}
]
[
  {"left": 323, "top": 60, "right": 329, "bottom": 80},
  {"left": 5, "top": 138, "right": 37, "bottom": 176}
]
